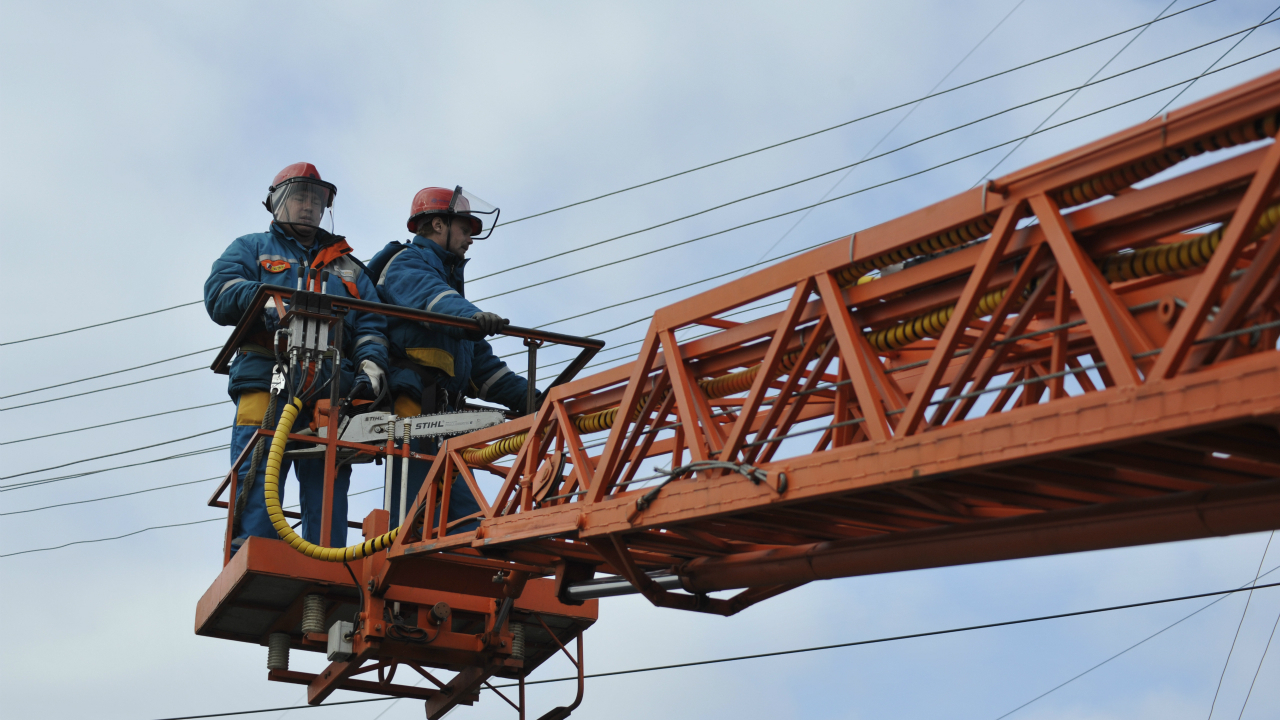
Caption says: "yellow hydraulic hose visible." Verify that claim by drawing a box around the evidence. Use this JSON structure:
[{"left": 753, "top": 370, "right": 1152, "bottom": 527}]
[
  {"left": 1100, "top": 202, "right": 1280, "bottom": 282},
  {"left": 264, "top": 397, "right": 399, "bottom": 562}
]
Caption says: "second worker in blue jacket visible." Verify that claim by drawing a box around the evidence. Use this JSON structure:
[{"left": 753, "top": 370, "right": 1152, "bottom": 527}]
[{"left": 368, "top": 186, "right": 531, "bottom": 531}]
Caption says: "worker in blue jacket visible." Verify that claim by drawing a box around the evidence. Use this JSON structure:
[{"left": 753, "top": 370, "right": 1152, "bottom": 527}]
[
  {"left": 368, "top": 186, "right": 532, "bottom": 530},
  {"left": 205, "top": 162, "right": 390, "bottom": 553}
]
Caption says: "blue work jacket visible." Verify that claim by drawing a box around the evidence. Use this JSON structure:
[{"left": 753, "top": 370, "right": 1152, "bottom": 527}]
[
  {"left": 370, "top": 237, "right": 527, "bottom": 411},
  {"left": 204, "top": 223, "right": 390, "bottom": 399}
]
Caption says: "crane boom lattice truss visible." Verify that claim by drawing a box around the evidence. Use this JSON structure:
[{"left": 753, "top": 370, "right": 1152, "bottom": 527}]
[{"left": 198, "top": 70, "right": 1280, "bottom": 718}]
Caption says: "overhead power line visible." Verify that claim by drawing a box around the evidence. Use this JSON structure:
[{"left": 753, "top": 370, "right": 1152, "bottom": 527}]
[
  {"left": 2, "top": 479, "right": 382, "bottom": 549},
  {"left": 0, "top": 366, "right": 206, "bottom": 412},
  {"left": 1152, "top": 3, "right": 1280, "bottom": 118},
  {"left": 472, "top": 18, "right": 1268, "bottom": 286},
  {"left": 991, "top": 556, "right": 1280, "bottom": 719},
  {"left": 136, "top": 574, "right": 1280, "bottom": 720},
  {"left": 4, "top": 476, "right": 385, "bottom": 520},
  {"left": 0, "top": 3, "right": 1222, "bottom": 352},
  {"left": 0, "top": 444, "right": 228, "bottom": 493},
  {"left": 488, "top": 0, "right": 1216, "bottom": 231},
  {"left": 0, "top": 300, "right": 202, "bottom": 347},
  {"left": 0, "top": 427, "right": 231, "bottom": 482},
  {"left": 1204, "top": 530, "right": 1273, "bottom": 720},
  {"left": 474, "top": 42, "right": 1280, "bottom": 306},
  {"left": 0, "top": 518, "right": 223, "bottom": 558},
  {"left": 755, "top": 0, "right": 1026, "bottom": 264},
  {"left": 0, "top": 346, "right": 219, "bottom": 400},
  {"left": 1237, "top": 599, "right": 1280, "bottom": 718},
  {"left": 976, "top": 0, "right": 1178, "bottom": 184},
  {"left": 0, "top": 476, "right": 223, "bottom": 517},
  {"left": 0, "top": 400, "right": 231, "bottom": 446}
]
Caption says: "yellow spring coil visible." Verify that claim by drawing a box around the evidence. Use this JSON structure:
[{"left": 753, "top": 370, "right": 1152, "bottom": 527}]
[
  {"left": 265, "top": 398, "right": 398, "bottom": 562},
  {"left": 831, "top": 111, "right": 1280, "bottom": 288},
  {"left": 863, "top": 200, "right": 1280, "bottom": 353},
  {"left": 1099, "top": 202, "right": 1280, "bottom": 282},
  {"left": 864, "top": 287, "right": 1009, "bottom": 353},
  {"left": 460, "top": 432, "right": 529, "bottom": 466}
]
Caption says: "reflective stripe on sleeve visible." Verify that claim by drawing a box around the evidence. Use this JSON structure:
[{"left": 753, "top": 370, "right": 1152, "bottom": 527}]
[
  {"left": 477, "top": 366, "right": 510, "bottom": 400},
  {"left": 218, "top": 277, "right": 247, "bottom": 297},
  {"left": 354, "top": 335, "right": 388, "bottom": 348},
  {"left": 377, "top": 248, "right": 408, "bottom": 286},
  {"left": 426, "top": 289, "right": 459, "bottom": 313}
]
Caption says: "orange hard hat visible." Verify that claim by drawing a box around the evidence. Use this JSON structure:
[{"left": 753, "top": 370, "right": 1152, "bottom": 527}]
[
  {"left": 264, "top": 162, "right": 336, "bottom": 212},
  {"left": 407, "top": 185, "right": 499, "bottom": 239}
]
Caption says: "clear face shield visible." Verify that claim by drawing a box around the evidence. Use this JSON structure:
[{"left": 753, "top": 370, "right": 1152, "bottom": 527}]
[
  {"left": 270, "top": 180, "right": 334, "bottom": 233},
  {"left": 449, "top": 186, "right": 500, "bottom": 240}
]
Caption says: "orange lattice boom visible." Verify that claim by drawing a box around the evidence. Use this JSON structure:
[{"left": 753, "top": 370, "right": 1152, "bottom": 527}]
[{"left": 198, "top": 70, "right": 1280, "bottom": 718}]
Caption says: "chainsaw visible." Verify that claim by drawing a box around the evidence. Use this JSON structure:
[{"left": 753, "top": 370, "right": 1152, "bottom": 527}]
[{"left": 324, "top": 408, "right": 508, "bottom": 443}]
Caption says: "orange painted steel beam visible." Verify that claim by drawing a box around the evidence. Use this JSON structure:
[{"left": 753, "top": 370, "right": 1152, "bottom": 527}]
[{"left": 385, "top": 69, "right": 1280, "bottom": 597}]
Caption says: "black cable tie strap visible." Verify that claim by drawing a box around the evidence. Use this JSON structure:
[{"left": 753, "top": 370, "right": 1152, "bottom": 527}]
[{"left": 636, "top": 460, "right": 774, "bottom": 512}]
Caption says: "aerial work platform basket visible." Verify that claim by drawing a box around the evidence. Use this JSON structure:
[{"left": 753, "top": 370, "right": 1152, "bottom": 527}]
[{"left": 199, "top": 69, "right": 1280, "bottom": 718}]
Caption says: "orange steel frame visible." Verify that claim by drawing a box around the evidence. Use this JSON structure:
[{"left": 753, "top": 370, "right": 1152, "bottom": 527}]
[{"left": 200, "top": 70, "right": 1280, "bottom": 716}]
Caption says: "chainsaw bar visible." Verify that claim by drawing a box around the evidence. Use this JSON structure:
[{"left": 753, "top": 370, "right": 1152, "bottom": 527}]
[{"left": 339, "top": 409, "right": 507, "bottom": 443}]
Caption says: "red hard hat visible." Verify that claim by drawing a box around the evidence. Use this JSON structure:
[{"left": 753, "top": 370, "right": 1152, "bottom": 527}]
[
  {"left": 407, "top": 186, "right": 482, "bottom": 235},
  {"left": 264, "top": 162, "right": 336, "bottom": 212}
]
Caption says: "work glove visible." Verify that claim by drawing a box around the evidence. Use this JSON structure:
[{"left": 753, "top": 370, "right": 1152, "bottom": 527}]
[
  {"left": 471, "top": 311, "right": 510, "bottom": 336},
  {"left": 263, "top": 297, "right": 282, "bottom": 332},
  {"left": 358, "top": 359, "right": 385, "bottom": 396},
  {"left": 351, "top": 360, "right": 386, "bottom": 402}
]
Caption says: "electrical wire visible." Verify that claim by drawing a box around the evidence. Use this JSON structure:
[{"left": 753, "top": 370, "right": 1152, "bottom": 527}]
[
  {"left": 991, "top": 563, "right": 1280, "bottom": 719},
  {"left": 0, "top": 346, "right": 219, "bottom": 400},
  {"left": 0, "top": 426, "right": 231, "bottom": 482},
  {"left": 0, "top": 300, "right": 202, "bottom": 347},
  {"left": 1206, "top": 531, "right": 1273, "bottom": 719},
  {"left": 1236, "top": 599, "right": 1280, "bottom": 718},
  {"left": 529, "top": 241, "right": 817, "bottom": 331},
  {"left": 0, "top": 517, "right": 223, "bottom": 558},
  {"left": 491, "top": 36, "right": 1280, "bottom": 371},
  {"left": 0, "top": 400, "right": 231, "bottom": 446},
  {"left": 471, "top": 19, "right": 1272, "bottom": 290},
  {"left": 0, "top": 476, "right": 222, "bottom": 517},
  {"left": 1153, "top": 3, "right": 1280, "bottom": 119},
  {"left": 487, "top": 0, "right": 1217, "bottom": 231},
  {"left": 975, "top": 0, "right": 1178, "bottom": 184},
  {"left": 0, "top": 2, "right": 1223, "bottom": 353},
  {"left": 470, "top": 43, "right": 1280, "bottom": 305},
  {"left": 0, "top": 366, "right": 206, "bottom": 412},
  {"left": 756, "top": 0, "right": 1026, "bottom": 263},
  {"left": 135, "top": 574, "right": 1280, "bottom": 719},
  {"left": 0, "top": 444, "right": 228, "bottom": 493}
]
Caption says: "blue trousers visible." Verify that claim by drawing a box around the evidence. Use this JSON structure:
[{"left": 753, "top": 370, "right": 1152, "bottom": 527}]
[
  {"left": 231, "top": 393, "right": 350, "bottom": 549},
  {"left": 387, "top": 435, "right": 482, "bottom": 535}
]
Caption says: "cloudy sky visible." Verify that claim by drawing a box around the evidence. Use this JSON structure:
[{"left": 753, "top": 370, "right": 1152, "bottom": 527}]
[{"left": 3, "top": 1, "right": 1280, "bottom": 718}]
